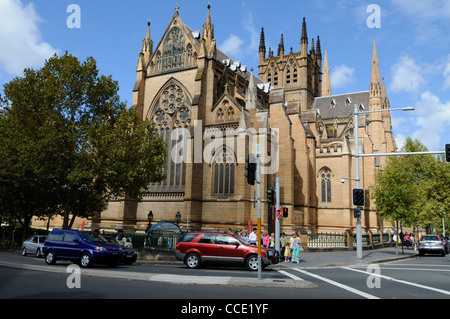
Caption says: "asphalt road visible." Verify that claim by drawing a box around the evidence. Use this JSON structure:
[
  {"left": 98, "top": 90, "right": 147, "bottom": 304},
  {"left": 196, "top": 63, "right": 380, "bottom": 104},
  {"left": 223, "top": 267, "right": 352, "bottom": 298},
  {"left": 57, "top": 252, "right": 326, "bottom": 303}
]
[{"left": 1, "top": 250, "right": 449, "bottom": 303}]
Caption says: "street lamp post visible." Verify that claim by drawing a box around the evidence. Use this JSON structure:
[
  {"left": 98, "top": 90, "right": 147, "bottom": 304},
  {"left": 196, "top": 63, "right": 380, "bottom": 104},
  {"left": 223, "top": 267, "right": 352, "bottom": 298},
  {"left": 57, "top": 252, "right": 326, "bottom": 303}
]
[
  {"left": 352, "top": 104, "right": 414, "bottom": 259},
  {"left": 175, "top": 211, "right": 181, "bottom": 225},
  {"left": 146, "top": 211, "right": 153, "bottom": 232},
  {"left": 354, "top": 103, "right": 363, "bottom": 259}
]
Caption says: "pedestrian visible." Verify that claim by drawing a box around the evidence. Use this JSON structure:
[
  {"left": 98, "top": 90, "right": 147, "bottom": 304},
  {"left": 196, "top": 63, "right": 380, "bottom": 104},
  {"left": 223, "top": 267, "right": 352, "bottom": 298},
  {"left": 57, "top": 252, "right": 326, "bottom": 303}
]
[
  {"left": 404, "top": 233, "right": 410, "bottom": 249},
  {"left": 280, "top": 233, "right": 286, "bottom": 257},
  {"left": 284, "top": 234, "right": 291, "bottom": 262},
  {"left": 410, "top": 233, "right": 415, "bottom": 249},
  {"left": 269, "top": 233, "right": 275, "bottom": 249},
  {"left": 291, "top": 233, "right": 301, "bottom": 263},
  {"left": 263, "top": 232, "right": 270, "bottom": 248},
  {"left": 248, "top": 227, "right": 257, "bottom": 246}
]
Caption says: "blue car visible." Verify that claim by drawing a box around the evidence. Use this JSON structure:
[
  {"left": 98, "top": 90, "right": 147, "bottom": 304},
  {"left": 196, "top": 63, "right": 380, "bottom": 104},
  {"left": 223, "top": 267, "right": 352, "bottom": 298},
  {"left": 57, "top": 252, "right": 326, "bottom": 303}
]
[{"left": 43, "top": 229, "right": 123, "bottom": 268}]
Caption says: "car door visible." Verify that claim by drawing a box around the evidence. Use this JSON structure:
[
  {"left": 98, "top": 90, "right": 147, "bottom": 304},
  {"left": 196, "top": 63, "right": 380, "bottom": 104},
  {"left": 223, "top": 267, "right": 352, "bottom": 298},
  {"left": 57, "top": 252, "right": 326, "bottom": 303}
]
[
  {"left": 216, "top": 234, "right": 243, "bottom": 263},
  {"left": 28, "top": 236, "right": 38, "bottom": 252},
  {"left": 61, "top": 231, "right": 82, "bottom": 259},
  {"left": 196, "top": 234, "right": 219, "bottom": 262}
]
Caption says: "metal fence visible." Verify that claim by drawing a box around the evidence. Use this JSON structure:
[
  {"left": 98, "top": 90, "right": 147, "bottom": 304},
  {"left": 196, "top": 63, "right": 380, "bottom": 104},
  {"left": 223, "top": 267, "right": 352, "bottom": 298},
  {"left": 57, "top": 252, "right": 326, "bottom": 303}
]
[
  {"left": 307, "top": 232, "right": 348, "bottom": 248},
  {"left": 102, "top": 231, "right": 184, "bottom": 253}
]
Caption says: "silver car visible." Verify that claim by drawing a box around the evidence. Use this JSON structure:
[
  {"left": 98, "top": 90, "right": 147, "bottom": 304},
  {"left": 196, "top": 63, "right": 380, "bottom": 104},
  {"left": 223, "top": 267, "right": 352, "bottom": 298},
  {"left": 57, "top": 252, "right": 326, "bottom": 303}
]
[
  {"left": 21, "top": 235, "right": 47, "bottom": 257},
  {"left": 418, "top": 235, "right": 446, "bottom": 257}
]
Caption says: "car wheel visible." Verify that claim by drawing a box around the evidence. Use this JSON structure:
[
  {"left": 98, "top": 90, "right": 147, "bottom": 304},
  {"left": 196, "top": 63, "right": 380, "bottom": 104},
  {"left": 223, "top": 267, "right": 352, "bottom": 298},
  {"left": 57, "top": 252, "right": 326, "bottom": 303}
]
[
  {"left": 246, "top": 255, "right": 259, "bottom": 271},
  {"left": 21, "top": 247, "right": 27, "bottom": 256},
  {"left": 36, "top": 248, "right": 42, "bottom": 258},
  {"left": 185, "top": 253, "right": 201, "bottom": 269},
  {"left": 45, "top": 250, "right": 56, "bottom": 265},
  {"left": 80, "top": 253, "right": 93, "bottom": 268}
]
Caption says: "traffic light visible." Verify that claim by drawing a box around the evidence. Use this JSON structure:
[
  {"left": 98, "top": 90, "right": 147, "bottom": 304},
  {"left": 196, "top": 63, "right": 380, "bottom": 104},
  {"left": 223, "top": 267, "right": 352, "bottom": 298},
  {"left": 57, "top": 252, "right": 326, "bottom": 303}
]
[
  {"left": 446, "top": 144, "right": 450, "bottom": 163},
  {"left": 267, "top": 189, "right": 275, "bottom": 206},
  {"left": 283, "top": 207, "right": 288, "bottom": 218},
  {"left": 352, "top": 188, "right": 365, "bottom": 207},
  {"left": 245, "top": 154, "right": 256, "bottom": 185}
]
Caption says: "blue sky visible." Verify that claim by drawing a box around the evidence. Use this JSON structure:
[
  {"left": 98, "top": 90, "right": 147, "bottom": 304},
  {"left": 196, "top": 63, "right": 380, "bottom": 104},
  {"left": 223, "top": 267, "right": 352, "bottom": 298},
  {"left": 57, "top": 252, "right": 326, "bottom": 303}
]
[{"left": 1, "top": 0, "right": 450, "bottom": 151}]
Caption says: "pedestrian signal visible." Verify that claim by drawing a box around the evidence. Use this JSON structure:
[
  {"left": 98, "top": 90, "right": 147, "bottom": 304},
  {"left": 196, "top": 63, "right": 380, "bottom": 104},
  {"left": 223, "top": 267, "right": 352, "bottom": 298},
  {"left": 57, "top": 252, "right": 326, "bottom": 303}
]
[{"left": 352, "top": 188, "right": 365, "bottom": 207}]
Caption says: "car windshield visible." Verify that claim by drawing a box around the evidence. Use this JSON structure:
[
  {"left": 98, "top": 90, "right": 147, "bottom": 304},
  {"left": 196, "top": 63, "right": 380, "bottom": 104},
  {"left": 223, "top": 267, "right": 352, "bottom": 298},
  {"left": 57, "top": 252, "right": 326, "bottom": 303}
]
[
  {"left": 234, "top": 234, "right": 248, "bottom": 245},
  {"left": 421, "top": 235, "right": 439, "bottom": 241},
  {"left": 79, "top": 232, "right": 108, "bottom": 244}
]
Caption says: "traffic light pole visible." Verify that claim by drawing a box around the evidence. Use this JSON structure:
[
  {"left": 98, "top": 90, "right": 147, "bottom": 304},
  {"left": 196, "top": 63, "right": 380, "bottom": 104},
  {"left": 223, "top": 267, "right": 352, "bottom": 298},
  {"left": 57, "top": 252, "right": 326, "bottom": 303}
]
[
  {"left": 256, "top": 144, "right": 262, "bottom": 280},
  {"left": 354, "top": 104, "right": 363, "bottom": 259},
  {"left": 275, "top": 177, "right": 280, "bottom": 253}
]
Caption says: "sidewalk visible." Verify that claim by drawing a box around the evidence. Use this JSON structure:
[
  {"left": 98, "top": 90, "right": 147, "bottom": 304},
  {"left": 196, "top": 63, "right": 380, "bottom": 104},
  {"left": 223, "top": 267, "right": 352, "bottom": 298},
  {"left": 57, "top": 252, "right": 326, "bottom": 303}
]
[{"left": 273, "top": 246, "right": 418, "bottom": 269}]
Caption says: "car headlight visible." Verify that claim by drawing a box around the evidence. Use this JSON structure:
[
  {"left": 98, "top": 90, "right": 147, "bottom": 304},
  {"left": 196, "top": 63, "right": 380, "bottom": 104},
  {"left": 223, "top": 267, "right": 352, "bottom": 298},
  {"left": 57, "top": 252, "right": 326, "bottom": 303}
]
[{"left": 95, "top": 246, "right": 107, "bottom": 251}]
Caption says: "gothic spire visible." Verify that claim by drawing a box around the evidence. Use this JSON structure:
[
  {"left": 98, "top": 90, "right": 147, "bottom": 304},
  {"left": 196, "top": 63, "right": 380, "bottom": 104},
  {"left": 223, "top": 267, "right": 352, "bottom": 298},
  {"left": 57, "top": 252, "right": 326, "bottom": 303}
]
[
  {"left": 301, "top": 17, "right": 308, "bottom": 44},
  {"left": 246, "top": 68, "right": 257, "bottom": 110},
  {"left": 370, "top": 38, "right": 382, "bottom": 94},
  {"left": 322, "top": 49, "right": 331, "bottom": 96},
  {"left": 316, "top": 36, "right": 322, "bottom": 59},
  {"left": 278, "top": 34, "right": 285, "bottom": 56},
  {"left": 142, "top": 21, "right": 153, "bottom": 66},
  {"left": 259, "top": 27, "right": 266, "bottom": 53},
  {"left": 202, "top": 3, "right": 214, "bottom": 41}
]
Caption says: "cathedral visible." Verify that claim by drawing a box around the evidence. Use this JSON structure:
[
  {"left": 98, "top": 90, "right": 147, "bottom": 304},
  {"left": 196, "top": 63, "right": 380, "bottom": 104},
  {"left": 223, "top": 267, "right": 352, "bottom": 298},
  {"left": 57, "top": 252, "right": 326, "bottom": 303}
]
[{"left": 89, "top": 5, "right": 397, "bottom": 234}]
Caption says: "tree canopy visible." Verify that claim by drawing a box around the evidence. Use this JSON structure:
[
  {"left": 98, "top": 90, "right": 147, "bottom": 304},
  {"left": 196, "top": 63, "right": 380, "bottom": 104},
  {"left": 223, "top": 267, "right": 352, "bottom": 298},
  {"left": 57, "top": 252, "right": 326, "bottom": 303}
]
[
  {"left": 0, "top": 52, "right": 166, "bottom": 233},
  {"left": 372, "top": 137, "right": 450, "bottom": 233}
]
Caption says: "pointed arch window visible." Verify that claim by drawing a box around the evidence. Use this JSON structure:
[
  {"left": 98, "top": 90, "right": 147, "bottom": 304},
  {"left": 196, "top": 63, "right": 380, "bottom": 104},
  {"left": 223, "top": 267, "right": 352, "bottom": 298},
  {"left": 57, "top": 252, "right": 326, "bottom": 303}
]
[
  {"left": 213, "top": 147, "right": 235, "bottom": 196},
  {"left": 162, "top": 26, "right": 185, "bottom": 71},
  {"left": 151, "top": 82, "right": 191, "bottom": 190},
  {"left": 320, "top": 168, "right": 332, "bottom": 203}
]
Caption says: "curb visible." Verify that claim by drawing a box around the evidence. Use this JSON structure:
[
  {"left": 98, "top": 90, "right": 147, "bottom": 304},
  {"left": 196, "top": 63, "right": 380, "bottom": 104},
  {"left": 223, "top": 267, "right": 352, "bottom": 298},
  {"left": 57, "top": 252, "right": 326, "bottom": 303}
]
[{"left": 0, "top": 260, "right": 316, "bottom": 289}]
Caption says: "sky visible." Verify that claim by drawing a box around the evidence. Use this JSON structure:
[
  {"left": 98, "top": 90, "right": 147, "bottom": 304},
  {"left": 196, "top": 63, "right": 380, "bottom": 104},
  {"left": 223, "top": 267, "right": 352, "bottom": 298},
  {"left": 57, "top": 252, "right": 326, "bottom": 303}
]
[{"left": 0, "top": 0, "right": 449, "bottom": 152}]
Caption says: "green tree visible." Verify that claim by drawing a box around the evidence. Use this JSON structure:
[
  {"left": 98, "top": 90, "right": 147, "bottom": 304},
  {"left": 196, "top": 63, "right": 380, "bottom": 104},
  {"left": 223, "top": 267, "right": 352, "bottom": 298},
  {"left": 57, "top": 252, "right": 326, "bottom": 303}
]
[
  {"left": 372, "top": 137, "right": 449, "bottom": 233},
  {"left": 0, "top": 52, "right": 166, "bottom": 234}
]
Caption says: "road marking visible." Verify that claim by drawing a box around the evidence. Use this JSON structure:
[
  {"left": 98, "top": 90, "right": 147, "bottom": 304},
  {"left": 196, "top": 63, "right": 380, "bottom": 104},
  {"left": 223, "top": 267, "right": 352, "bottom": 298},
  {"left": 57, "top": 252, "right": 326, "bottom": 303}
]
[
  {"left": 366, "top": 267, "right": 450, "bottom": 272},
  {"left": 292, "top": 268, "right": 379, "bottom": 299},
  {"left": 342, "top": 266, "right": 450, "bottom": 296},
  {"left": 276, "top": 269, "right": 305, "bottom": 281}
]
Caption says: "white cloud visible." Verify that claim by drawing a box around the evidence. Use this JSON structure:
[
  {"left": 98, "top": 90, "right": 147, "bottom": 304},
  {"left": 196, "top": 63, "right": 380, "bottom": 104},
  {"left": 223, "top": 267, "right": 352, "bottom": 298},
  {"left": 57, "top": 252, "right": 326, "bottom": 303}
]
[
  {"left": 394, "top": 133, "right": 407, "bottom": 151},
  {"left": 218, "top": 12, "right": 258, "bottom": 61},
  {"left": 390, "top": 56, "right": 425, "bottom": 93},
  {"left": 443, "top": 57, "right": 450, "bottom": 90},
  {"left": 219, "top": 34, "right": 244, "bottom": 59},
  {"left": 0, "top": 0, "right": 59, "bottom": 77},
  {"left": 330, "top": 65, "right": 355, "bottom": 90},
  {"left": 391, "top": 0, "right": 450, "bottom": 21},
  {"left": 410, "top": 91, "right": 450, "bottom": 151}
]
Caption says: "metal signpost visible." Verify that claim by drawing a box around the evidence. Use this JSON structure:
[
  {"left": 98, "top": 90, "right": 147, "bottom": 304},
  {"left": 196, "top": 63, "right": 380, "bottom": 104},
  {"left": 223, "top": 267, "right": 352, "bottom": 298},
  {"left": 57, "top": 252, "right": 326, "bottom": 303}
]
[{"left": 275, "top": 178, "right": 280, "bottom": 253}]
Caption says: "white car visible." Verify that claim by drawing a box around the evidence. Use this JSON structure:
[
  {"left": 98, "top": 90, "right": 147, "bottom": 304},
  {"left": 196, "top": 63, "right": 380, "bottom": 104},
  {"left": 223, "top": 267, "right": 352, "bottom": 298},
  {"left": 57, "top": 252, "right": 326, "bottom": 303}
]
[{"left": 21, "top": 235, "right": 47, "bottom": 257}]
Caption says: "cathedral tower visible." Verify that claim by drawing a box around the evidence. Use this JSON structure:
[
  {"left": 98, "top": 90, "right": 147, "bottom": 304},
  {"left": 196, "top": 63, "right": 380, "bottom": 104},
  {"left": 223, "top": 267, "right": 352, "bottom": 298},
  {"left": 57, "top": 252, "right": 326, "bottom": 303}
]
[{"left": 258, "top": 18, "right": 322, "bottom": 113}]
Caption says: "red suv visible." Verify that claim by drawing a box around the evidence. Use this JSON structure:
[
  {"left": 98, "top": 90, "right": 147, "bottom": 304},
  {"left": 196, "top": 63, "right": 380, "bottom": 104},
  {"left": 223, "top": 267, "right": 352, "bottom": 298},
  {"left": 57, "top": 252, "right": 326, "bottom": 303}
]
[{"left": 175, "top": 232, "right": 279, "bottom": 271}]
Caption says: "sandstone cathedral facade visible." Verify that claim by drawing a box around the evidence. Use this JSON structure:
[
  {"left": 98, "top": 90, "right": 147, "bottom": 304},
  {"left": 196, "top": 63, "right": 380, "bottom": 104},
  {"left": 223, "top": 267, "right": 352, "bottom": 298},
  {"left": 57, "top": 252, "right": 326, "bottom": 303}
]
[{"left": 89, "top": 5, "right": 397, "bottom": 234}]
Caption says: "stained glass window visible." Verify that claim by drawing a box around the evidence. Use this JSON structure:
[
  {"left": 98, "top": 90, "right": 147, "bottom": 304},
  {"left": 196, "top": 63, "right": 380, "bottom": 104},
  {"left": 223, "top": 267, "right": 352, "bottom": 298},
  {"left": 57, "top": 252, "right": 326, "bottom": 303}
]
[{"left": 162, "top": 27, "right": 185, "bottom": 71}]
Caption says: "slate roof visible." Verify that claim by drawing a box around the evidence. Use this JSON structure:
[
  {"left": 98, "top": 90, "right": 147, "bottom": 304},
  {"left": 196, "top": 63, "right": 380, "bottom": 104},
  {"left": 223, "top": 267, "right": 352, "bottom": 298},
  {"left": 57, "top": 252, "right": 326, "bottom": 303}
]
[{"left": 312, "top": 91, "right": 369, "bottom": 119}]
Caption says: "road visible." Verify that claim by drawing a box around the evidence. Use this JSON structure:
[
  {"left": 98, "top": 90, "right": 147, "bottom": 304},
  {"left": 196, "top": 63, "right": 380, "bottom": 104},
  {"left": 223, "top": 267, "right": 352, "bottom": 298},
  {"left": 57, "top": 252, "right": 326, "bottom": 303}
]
[{"left": 1, "top": 250, "right": 449, "bottom": 304}]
